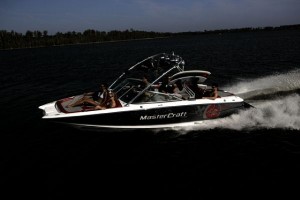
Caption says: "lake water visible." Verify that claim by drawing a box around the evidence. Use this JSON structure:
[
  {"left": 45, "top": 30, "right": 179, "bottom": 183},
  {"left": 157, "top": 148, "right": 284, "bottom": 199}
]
[{"left": 1, "top": 30, "right": 300, "bottom": 198}]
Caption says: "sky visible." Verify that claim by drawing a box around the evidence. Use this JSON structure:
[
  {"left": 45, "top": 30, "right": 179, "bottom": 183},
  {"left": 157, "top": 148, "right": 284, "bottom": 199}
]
[{"left": 0, "top": 0, "right": 299, "bottom": 34}]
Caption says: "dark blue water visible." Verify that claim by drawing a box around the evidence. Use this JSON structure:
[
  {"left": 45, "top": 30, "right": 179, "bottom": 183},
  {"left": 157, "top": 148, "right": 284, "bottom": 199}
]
[{"left": 1, "top": 30, "right": 300, "bottom": 198}]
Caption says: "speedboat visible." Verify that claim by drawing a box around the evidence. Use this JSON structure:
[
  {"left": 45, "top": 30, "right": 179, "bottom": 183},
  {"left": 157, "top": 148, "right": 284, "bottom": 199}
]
[{"left": 39, "top": 52, "right": 252, "bottom": 130}]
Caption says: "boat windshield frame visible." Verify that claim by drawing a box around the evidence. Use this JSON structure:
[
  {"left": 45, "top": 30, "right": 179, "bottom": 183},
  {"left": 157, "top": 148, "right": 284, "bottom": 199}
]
[{"left": 109, "top": 52, "right": 185, "bottom": 105}]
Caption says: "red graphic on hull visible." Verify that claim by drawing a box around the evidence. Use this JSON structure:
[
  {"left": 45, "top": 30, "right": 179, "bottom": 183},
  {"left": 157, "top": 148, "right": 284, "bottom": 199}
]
[{"left": 204, "top": 104, "right": 221, "bottom": 119}]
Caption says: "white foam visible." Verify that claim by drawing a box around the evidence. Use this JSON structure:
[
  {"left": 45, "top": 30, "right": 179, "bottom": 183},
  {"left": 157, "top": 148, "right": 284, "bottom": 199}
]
[
  {"left": 192, "top": 94, "right": 300, "bottom": 131},
  {"left": 182, "top": 68, "right": 300, "bottom": 132},
  {"left": 223, "top": 69, "right": 300, "bottom": 99}
]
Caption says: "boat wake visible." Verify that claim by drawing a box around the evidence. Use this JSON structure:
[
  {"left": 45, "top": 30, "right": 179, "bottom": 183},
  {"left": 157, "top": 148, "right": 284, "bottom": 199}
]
[
  {"left": 224, "top": 69, "right": 300, "bottom": 100},
  {"left": 182, "top": 69, "right": 300, "bottom": 132}
]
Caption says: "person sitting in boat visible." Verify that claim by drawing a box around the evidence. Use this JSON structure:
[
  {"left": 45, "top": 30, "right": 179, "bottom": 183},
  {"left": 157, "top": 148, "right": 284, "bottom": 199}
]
[
  {"left": 173, "top": 79, "right": 188, "bottom": 99},
  {"left": 202, "top": 83, "right": 219, "bottom": 100},
  {"left": 67, "top": 83, "right": 109, "bottom": 108},
  {"left": 189, "top": 77, "right": 204, "bottom": 99},
  {"left": 141, "top": 74, "right": 162, "bottom": 91},
  {"left": 95, "top": 90, "right": 121, "bottom": 110},
  {"left": 159, "top": 76, "right": 175, "bottom": 93},
  {"left": 135, "top": 75, "right": 162, "bottom": 102},
  {"left": 142, "top": 74, "right": 160, "bottom": 90}
]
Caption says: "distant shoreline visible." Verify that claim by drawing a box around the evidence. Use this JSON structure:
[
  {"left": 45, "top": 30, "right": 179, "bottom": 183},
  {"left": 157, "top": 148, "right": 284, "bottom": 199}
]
[
  {"left": 0, "top": 36, "right": 170, "bottom": 51},
  {"left": 1, "top": 24, "right": 299, "bottom": 50},
  {"left": 50, "top": 36, "right": 170, "bottom": 47}
]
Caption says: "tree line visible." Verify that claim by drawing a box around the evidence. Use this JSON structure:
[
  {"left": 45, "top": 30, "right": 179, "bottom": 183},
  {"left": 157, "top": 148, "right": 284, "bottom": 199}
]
[
  {"left": 174, "top": 24, "right": 300, "bottom": 36},
  {"left": 1, "top": 24, "right": 299, "bottom": 50},
  {"left": 0, "top": 29, "right": 171, "bottom": 50}
]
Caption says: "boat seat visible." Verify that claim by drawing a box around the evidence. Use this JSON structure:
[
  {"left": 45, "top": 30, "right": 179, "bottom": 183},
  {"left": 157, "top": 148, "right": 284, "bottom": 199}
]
[{"left": 82, "top": 105, "right": 96, "bottom": 111}]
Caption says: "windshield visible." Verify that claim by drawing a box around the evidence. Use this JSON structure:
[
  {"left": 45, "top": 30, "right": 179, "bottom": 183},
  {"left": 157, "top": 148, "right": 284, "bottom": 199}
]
[
  {"left": 110, "top": 53, "right": 185, "bottom": 104},
  {"left": 113, "top": 78, "right": 183, "bottom": 104}
]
